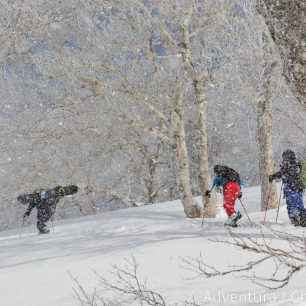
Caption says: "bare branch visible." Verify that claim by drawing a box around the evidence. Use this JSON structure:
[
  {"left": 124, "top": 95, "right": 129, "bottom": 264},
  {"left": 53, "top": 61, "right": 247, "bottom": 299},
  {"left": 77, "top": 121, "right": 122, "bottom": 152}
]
[
  {"left": 182, "top": 229, "right": 306, "bottom": 289},
  {"left": 72, "top": 255, "right": 167, "bottom": 306}
]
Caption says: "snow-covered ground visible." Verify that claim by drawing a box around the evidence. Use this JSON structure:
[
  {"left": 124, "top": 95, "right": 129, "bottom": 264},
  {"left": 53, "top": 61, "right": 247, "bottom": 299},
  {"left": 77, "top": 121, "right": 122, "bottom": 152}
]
[{"left": 0, "top": 185, "right": 305, "bottom": 306}]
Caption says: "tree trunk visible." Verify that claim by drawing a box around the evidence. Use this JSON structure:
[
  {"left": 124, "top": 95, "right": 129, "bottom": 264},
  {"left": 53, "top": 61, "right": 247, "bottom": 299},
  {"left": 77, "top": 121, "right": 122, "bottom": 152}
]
[
  {"left": 258, "top": 99, "right": 278, "bottom": 210},
  {"left": 257, "top": 0, "right": 306, "bottom": 109},
  {"left": 147, "top": 142, "right": 162, "bottom": 204},
  {"left": 258, "top": 31, "right": 278, "bottom": 211},
  {"left": 172, "top": 81, "right": 200, "bottom": 218},
  {"left": 193, "top": 77, "right": 217, "bottom": 217},
  {"left": 180, "top": 6, "right": 216, "bottom": 217}
]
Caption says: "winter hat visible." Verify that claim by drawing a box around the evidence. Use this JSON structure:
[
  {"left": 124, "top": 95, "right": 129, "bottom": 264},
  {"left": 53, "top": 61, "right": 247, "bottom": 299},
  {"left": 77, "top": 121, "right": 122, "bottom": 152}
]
[
  {"left": 282, "top": 149, "right": 297, "bottom": 162},
  {"left": 213, "top": 165, "right": 221, "bottom": 174}
]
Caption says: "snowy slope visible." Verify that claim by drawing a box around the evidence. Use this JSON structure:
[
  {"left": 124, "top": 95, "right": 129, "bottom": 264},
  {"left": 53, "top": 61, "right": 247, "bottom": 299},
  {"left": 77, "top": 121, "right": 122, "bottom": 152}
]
[{"left": 0, "top": 185, "right": 305, "bottom": 306}]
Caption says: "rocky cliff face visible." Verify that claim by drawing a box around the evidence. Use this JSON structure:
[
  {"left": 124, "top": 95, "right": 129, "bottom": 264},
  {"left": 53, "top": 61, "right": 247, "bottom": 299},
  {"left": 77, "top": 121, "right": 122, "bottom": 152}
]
[{"left": 258, "top": 0, "right": 306, "bottom": 109}]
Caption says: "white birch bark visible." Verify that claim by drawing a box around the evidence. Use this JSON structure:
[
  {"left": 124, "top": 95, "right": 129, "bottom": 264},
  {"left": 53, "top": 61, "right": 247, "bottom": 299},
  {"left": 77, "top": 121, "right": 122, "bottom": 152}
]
[
  {"left": 171, "top": 78, "right": 199, "bottom": 218},
  {"left": 180, "top": 3, "right": 216, "bottom": 217},
  {"left": 258, "top": 31, "right": 278, "bottom": 210}
]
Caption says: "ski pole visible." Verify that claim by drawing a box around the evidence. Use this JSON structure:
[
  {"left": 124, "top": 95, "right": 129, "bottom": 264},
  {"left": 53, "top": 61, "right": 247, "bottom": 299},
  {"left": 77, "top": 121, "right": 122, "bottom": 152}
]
[
  {"left": 263, "top": 183, "right": 272, "bottom": 226},
  {"left": 50, "top": 214, "right": 55, "bottom": 233},
  {"left": 275, "top": 182, "right": 283, "bottom": 224},
  {"left": 239, "top": 199, "right": 251, "bottom": 223},
  {"left": 20, "top": 217, "right": 25, "bottom": 238}
]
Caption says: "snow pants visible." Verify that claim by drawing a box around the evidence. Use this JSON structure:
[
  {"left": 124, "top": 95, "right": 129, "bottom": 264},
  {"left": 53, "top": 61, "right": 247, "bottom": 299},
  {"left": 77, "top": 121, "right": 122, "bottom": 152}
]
[
  {"left": 223, "top": 182, "right": 241, "bottom": 217},
  {"left": 283, "top": 187, "right": 305, "bottom": 219},
  {"left": 37, "top": 204, "right": 55, "bottom": 231}
]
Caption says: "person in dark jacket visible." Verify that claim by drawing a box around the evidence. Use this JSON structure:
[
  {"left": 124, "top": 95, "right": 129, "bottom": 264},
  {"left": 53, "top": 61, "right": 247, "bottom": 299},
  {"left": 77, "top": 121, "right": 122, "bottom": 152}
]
[
  {"left": 269, "top": 149, "right": 305, "bottom": 226},
  {"left": 205, "top": 165, "right": 244, "bottom": 227},
  {"left": 18, "top": 185, "right": 78, "bottom": 234}
]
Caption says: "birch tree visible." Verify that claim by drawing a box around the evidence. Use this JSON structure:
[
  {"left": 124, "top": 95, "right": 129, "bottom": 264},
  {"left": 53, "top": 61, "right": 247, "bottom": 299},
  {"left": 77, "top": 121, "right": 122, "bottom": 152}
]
[
  {"left": 257, "top": 0, "right": 306, "bottom": 110},
  {"left": 63, "top": 0, "right": 216, "bottom": 218},
  {"left": 257, "top": 30, "right": 278, "bottom": 210},
  {"left": 179, "top": 2, "right": 217, "bottom": 217},
  {"left": 193, "top": 0, "right": 279, "bottom": 210},
  {"left": 6, "top": 0, "right": 201, "bottom": 218},
  {"left": 118, "top": 0, "right": 217, "bottom": 217}
]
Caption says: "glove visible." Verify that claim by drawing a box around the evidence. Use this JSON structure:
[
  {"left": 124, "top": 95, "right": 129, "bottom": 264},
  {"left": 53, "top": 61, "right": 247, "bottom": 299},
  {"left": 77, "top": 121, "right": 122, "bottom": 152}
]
[
  {"left": 23, "top": 211, "right": 30, "bottom": 218},
  {"left": 268, "top": 175, "right": 274, "bottom": 183},
  {"left": 204, "top": 190, "right": 211, "bottom": 198},
  {"left": 238, "top": 192, "right": 242, "bottom": 199}
]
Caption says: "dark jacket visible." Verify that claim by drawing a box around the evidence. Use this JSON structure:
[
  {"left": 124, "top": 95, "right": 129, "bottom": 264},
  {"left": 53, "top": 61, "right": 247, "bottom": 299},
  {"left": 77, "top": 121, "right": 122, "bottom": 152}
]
[
  {"left": 271, "top": 157, "right": 304, "bottom": 192},
  {"left": 213, "top": 165, "right": 241, "bottom": 185},
  {"left": 20, "top": 190, "right": 62, "bottom": 216},
  {"left": 17, "top": 185, "right": 78, "bottom": 215}
]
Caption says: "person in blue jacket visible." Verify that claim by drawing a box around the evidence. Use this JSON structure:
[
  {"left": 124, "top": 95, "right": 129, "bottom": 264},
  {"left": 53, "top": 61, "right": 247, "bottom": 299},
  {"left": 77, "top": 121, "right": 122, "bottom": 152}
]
[{"left": 269, "top": 149, "right": 306, "bottom": 227}]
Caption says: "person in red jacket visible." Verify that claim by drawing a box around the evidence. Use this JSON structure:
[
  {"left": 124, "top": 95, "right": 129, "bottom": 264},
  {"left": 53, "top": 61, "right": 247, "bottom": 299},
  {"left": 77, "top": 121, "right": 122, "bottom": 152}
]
[{"left": 205, "top": 165, "right": 243, "bottom": 227}]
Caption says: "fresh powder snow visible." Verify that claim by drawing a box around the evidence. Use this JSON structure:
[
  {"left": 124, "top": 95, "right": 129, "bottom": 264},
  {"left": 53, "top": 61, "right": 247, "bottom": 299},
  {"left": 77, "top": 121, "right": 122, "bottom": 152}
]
[{"left": 0, "top": 185, "right": 305, "bottom": 306}]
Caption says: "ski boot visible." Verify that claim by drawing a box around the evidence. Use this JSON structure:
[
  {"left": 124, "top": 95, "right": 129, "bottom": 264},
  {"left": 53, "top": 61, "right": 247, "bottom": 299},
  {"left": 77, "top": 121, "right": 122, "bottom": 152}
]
[
  {"left": 290, "top": 217, "right": 300, "bottom": 226},
  {"left": 290, "top": 213, "right": 306, "bottom": 227},
  {"left": 224, "top": 211, "right": 242, "bottom": 227},
  {"left": 298, "top": 209, "right": 306, "bottom": 227},
  {"left": 38, "top": 227, "right": 50, "bottom": 235}
]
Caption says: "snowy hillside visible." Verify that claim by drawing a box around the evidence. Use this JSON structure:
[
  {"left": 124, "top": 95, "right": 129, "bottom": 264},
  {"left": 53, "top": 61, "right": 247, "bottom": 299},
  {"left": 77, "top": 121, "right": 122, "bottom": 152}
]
[{"left": 0, "top": 185, "right": 305, "bottom": 306}]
